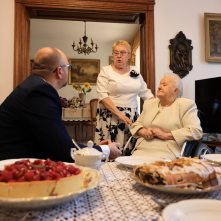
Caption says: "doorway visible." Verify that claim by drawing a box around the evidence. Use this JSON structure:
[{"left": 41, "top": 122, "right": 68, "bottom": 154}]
[{"left": 14, "top": 0, "right": 155, "bottom": 99}]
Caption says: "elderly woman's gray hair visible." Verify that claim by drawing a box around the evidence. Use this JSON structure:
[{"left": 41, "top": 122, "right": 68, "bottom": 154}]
[{"left": 165, "top": 73, "right": 183, "bottom": 98}]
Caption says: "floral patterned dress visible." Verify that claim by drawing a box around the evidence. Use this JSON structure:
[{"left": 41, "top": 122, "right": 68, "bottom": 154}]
[{"left": 94, "top": 65, "right": 154, "bottom": 153}]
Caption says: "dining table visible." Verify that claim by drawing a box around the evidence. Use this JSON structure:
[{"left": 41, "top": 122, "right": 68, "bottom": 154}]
[{"left": 1, "top": 162, "right": 221, "bottom": 221}]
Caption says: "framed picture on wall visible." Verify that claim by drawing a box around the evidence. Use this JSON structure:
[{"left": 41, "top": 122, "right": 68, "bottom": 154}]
[
  {"left": 205, "top": 13, "right": 221, "bottom": 62},
  {"left": 109, "top": 56, "right": 114, "bottom": 65},
  {"left": 68, "top": 59, "right": 100, "bottom": 84}
]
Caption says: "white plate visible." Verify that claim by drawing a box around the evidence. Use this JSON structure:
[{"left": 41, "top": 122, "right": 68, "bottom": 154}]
[
  {"left": 163, "top": 199, "right": 221, "bottom": 221},
  {"left": 115, "top": 156, "right": 167, "bottom": 168},
  {"left": 202, "top": 154, "right": 221, "bottom": 164},
  {"left": 131, "top": 174, "right": 221, "bottom": 194},
  {"left": 0, "top": 158, "right": 39, "bottom": 170},
  {"left": 0, "top": 159, "right": 103, "bottom": 209}
]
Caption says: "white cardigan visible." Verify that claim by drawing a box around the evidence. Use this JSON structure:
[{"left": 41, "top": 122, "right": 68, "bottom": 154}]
[
  {"left": 96, "top": 65, "right": 153, "bottom": 108},
  {"left": 130, "top": 98, "right": 203, "bottom": 159}
]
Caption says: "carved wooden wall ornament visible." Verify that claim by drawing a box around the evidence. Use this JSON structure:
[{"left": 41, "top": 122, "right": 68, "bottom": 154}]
[{"left": 169, "top": 31, "right": 193, "bottom": 78}]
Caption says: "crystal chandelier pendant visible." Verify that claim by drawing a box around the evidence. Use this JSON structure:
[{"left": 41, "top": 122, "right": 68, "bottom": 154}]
[{"left": 72, "top": 21, "right": 98, "bottom": 55}]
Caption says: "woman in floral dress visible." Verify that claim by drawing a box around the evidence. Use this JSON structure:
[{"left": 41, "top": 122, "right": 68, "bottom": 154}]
[{"left": 94, "top": 40, "right": 154, "bottom": 154}]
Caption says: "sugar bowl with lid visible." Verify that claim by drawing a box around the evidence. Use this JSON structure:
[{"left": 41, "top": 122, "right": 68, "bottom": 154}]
[{"left": 70, "top": 141, "right": 108, "bottom": 170}]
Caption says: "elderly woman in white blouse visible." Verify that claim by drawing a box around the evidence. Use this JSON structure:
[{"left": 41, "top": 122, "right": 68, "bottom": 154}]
[
  {"left": 94, "top": 40, "right": 154, "bottom": 151},
  {"left": 130, "top": 73, "right": 203, "bottom": 159}
]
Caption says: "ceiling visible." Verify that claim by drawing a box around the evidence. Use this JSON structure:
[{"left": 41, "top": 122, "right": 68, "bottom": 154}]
[{"left": 30, "top": 19, "right": 140, "bottom": 46}]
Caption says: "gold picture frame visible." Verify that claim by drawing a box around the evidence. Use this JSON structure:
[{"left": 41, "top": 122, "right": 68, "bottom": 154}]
[
  {"left": 68, "top": 59, "right": 100, "bottom": 85},
  {"left": 109, "top": 56, "right": 114, "bottom": 65},
  {"left": 205, "top": 13, "right": 221, "bottom": 62}
]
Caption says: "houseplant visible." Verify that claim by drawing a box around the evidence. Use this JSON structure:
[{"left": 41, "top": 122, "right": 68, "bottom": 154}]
[
  {"left": 68, "top": 97, "right": 84, "bottom": 109},
  {"left": 72, "top": 82, "right": 92, "bottom": 106}
]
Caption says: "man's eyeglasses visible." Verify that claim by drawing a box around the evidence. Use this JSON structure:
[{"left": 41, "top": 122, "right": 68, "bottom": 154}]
[
  {"left": 113, "top": 51, "right": 128, "bottom": 57},
  {"left": 53, "top": 64, "right": 72, "bottom": 73}
]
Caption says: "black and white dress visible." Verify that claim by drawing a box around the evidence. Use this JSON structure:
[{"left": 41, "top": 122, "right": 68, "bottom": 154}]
[{"left": 94, "top": 65, "right": 154, "bottom": 153}]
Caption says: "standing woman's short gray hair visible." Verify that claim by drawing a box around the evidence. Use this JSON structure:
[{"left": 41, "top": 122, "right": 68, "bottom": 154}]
[{"left": 165, "top": 73, "right": 183, "bottom": 98}]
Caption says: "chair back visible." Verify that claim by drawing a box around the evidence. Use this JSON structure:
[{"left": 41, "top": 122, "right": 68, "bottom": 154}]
[{"left": 90, "top": 98, "right": 98, "bottom": 121}]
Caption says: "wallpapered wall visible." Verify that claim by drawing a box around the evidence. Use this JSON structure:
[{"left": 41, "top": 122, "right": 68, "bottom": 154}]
[
  {"left": 154, "top": 0, "right": 221, "bottom": 100},
  {"left": 0, "top": 0, "right": 14, "bottom": 103}
]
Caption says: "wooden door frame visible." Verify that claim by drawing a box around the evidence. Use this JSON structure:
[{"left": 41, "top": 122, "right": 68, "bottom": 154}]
[{"left": 14, "top": 0, "right": 155, "bottom": 95}]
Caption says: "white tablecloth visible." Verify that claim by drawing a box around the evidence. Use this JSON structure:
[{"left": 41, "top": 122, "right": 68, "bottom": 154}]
[
  {"left": 1, "top": 162, "right": 221, "bottom": 221},
  {"left": 62, "top": 108, "right": 91, "bottom": 121}
]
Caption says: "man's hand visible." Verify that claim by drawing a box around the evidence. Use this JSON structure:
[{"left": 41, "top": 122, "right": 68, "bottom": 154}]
[
  {"left": 108, "top": 142, "right": 122, "bottom": 159},
  {"left": 97, "top": 139, "right": 111, "bottom": 146}
]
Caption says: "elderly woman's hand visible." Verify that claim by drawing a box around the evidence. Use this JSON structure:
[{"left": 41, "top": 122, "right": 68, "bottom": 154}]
[
  {"left": 152, "top": 128, "right": 174, "bottom": 140},
  {"left": 137, "top": 127, "right": 154, "bottom": 140}
]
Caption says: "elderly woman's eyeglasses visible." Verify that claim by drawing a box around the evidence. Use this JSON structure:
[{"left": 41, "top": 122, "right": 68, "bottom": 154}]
[
  {"left": 53, "top": 64, "right": 72, "bottom": 73},
  {"left": 113, "top": 51, "right": 128, "bottom": 57}
]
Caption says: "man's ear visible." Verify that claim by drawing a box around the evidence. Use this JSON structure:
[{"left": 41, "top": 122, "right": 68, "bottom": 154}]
[{"left": 56, "top": 67, "right": 62, "bottom": 79}]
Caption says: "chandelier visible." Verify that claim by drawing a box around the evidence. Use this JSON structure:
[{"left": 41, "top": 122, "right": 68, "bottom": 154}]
[{"left": 72, "top": 21, "right": 98, "bottom": 55}]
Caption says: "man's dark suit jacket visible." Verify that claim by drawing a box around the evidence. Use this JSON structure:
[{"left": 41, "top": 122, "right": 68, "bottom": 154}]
[{"left": 0, "top": 75, "right": 102, "bottom": 162}]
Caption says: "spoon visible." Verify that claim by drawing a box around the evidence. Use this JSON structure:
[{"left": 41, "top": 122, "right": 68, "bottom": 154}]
[
  {"left": 72, "top": 139, "right": 80, "bottom": 150},
  {"left": 163, "top": 182, "right": 200, "bottom": 188},
  {"left": 123, "top": 136, "right": 132, "bottom": 156},
  {"left": 163, "top": 177, "right": 221, "bottom": 189},
  {"left": 151, "top": 197, "right": 170, "bottom": 208},
  {"left": 205, "top": 161, "right": 221, "bottom": 167}
]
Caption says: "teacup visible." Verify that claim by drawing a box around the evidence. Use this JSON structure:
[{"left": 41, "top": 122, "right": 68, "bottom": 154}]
[{"left": 71, "top": 141, "right": 108, "bottom": 171}]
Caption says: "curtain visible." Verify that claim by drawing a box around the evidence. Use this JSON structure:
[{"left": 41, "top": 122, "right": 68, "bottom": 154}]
[{"left": 129, "top": 29, "right": 140, "bottom": 66}]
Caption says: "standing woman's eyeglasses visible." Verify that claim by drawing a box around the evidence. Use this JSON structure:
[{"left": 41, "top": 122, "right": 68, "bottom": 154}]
[
  {"left": 53, "top": 64, "right": 72, "bottom": 73},
  {"left": 112, "top": 51, "right": 128, "bottom": 57}
]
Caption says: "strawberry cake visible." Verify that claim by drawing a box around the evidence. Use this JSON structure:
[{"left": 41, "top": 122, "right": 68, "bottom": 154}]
[{"left": 0, "top": 158, "right": 84, "bottom": 198}]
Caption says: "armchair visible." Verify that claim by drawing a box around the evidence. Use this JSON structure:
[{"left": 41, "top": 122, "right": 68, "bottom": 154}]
[{"left": 180, "top": 140, "right": 213, "bottom": 158}]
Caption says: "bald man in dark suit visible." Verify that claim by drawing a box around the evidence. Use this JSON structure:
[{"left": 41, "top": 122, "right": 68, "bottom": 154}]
[{"left": 0, "top": 47, "right": 121, "bottom": 162}]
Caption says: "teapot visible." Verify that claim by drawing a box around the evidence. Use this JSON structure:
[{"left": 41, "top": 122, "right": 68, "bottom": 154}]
[{"left": 71, "top": 140, "right": 108, "bottom": 171}]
